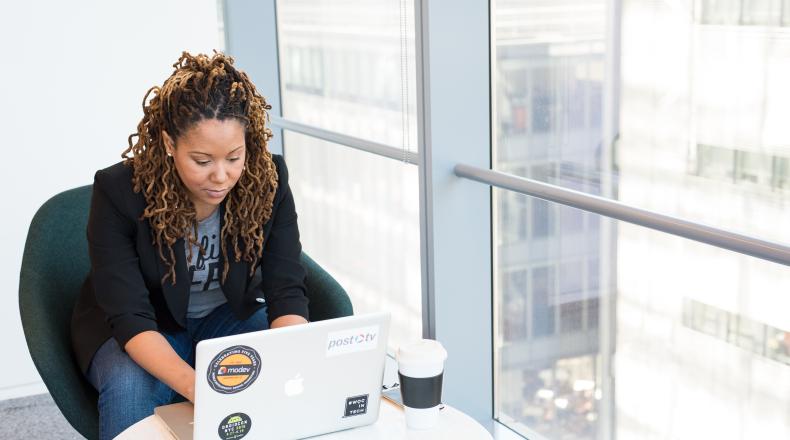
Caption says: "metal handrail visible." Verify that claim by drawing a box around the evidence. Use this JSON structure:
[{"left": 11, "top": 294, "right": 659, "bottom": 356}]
[
  {"left": 270, "top": 116, "right": 420, "bottom": 165},
  {"left": 455, "top": 163, "right": 790, "bottom": 267}
]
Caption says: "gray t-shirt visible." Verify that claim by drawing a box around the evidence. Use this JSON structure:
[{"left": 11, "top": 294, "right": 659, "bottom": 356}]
[{"left": 185, "top": 210, "right": 265, "bottom": 319}]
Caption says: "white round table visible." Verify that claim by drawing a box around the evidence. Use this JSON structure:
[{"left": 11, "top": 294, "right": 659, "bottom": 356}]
[{"left": 116, "top": 399, "right": 493, "bottom": 439}]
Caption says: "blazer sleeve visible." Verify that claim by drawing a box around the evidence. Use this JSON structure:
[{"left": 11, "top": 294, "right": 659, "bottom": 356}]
[
  {"left": 87, "top": 169, "right": 158, "bottom": 349},
  {"left": 260, "top": 155, "right": 310, "bottom": 323}
]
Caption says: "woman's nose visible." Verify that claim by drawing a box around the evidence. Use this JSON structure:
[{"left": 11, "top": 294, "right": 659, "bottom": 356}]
[{"left": 211, "top": 164, "right": 228, "bottom": 183}]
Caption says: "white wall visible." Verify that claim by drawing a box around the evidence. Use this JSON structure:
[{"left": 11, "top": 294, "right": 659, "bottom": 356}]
[{"left": 0, "top": 0, "right": 222, "bottom": 400}]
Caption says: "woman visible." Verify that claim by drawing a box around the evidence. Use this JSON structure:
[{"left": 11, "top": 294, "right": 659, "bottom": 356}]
[{"left": 70, "top": 51, "right": 309, "bottom": 439}]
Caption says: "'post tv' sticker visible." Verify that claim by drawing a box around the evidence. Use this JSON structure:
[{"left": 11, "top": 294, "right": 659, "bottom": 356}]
[
  {"left": 218, "top": 413, "right": 251, "bottom": 440},
  {"left": 326, "top": 325, "right": 379, "bottom": 357},
  {"left": 207, "top": 345, "right": 261, "bottom": 394}
]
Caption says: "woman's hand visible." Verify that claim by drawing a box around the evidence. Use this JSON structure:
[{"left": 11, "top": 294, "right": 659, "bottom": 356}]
[
  {"left": 270, "top": 314, "right": 309, "bottom": 329},
  {"left": 125, "top": 316, "right": 307, "bottom": 403},
  {"left": 125, "top": 330, "right": 197, "bottom": 403},
  {"left": 180, "top": 369, "right": 196, "bottom": 403}
]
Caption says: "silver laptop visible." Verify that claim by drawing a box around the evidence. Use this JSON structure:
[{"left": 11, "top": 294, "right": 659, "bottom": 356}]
[{"left": 155, "top": 312, "right": 390, "bottom": 440}]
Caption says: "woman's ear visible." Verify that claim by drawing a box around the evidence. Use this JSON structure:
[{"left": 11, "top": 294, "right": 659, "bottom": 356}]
[{"left": 162, "top": 131, "right": 175, "bottom": 156}]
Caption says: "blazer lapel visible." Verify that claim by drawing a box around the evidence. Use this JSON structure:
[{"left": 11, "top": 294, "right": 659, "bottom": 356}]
[
  {"left": 219, "top": 202, "right": 251, "bottom": 316},
  {"left": 158, "top": 236, "right": 191, "bottom": 327}
]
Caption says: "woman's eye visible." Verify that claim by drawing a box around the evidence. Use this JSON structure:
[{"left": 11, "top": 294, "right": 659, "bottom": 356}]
[
  {"left": 228, "top": 157, "right": 241, "bottom": 162},
  {"left": 196, "top": 160, "right": 210, "bottom": 166}
]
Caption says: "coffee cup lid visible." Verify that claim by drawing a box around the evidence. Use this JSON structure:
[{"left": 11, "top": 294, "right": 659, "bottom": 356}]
[{"left": 397, "top": 339, "right": 448, "bottom": 365}]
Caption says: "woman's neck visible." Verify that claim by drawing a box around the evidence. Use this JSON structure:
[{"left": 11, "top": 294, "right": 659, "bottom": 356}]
[{"left": 195, "top": 203, "right": 219, "bottom": 222}]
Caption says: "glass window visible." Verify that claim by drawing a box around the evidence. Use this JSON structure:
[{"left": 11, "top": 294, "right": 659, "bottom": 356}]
[
  {"left": 276, "top": 0, "right": 418, "bottom": 151},
  {"left": 499, "top": 355, "right": 599, "bottom": 439},
  {"left": 530, "top": 67, "right": 553, "bottom": 134},
  {"left": 494, "top": 198, "right": 790, "bottom": 439},
  {"left": 276, "top": 0, "right": 420, "bottom": 354},
  {"left": 686, "top": 300, "right": 790, "bottom": 367},
  {"left": 531, "top": 265, "right": 556, "bottom": 337},
  {"left": 216, "top": 0, "right": 226, "bottom": 50},
  {"left": 502, "top": 270, "right": 528, "bottom": 342},
  {"left": 499, "top": 175, "right": 529, "bottom": 245},
  {"left": 728, "top": 314, "right": 767, "bottom": 354},
  {"left": 495, "top": 0, "right": 790, "bottom": 246},
  {"left": 699, "top": 0, "right": 743, "bottom": 24},
  {"left": 742, "top": 0, "right": 782, "bottom": 25},
  {"left": 696, "top": 145, "right": 790, "bottom": 191},
  {"left": 560, "top": 205, "right": 584, "bottom": 233},
  {"left": 774, "top": 156, "right": 790, "bottom": 189},
  {"left": 558, "top": 260, "right": 584, "bottom": 333},
  {"left": 685, "top": 299, "right": 729, "bottom": 340},
  {"left": 531, "top": 199, "right": 555, "bottom": 239},
  {"left": 766, "top": 328, "right": 790, "bottom": 364},
  {"left": 736, "top": 149, "right": 773, "bottom": 185},
  {"left": 283, "top": 131, "right": 422, "bottom": 349},
  {"left": 492, "top": 1, "right": 790, "bottom": 438},
  {"left": 697, "top": 144, "right": 736, "bottom": 182},
  {"left": 493, "top": 0, "right": 605, "bottom": 196}
]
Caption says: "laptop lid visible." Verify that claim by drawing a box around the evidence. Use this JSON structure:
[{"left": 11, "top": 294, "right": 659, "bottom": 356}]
[
  {"left": 189, "top": 312, "right": 390, "bottom": 440},
  {"left": 154, "top": 402, "right": 194, "bottom": 440}
]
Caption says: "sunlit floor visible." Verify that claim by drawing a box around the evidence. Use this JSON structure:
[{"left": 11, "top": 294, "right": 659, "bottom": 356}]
[{"left": 0, "top": 393, "right": 81, "bottom": 439}]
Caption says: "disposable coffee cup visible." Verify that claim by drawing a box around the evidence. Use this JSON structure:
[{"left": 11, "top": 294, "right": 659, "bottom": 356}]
[{"left": 397, "top": 339, "right": 448, "bottom": 430}]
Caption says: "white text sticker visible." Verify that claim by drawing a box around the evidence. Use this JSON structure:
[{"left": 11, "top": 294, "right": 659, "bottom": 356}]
[{"left": 326, "top": 325, "right": 379, "bottom": 357}]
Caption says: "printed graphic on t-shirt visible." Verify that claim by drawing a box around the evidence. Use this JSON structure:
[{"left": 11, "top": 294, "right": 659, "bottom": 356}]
[
  {"left": 185, "top": 209, "right": 228, "bottom": 319},
  {"left": 187, "top": 209, "right": 222, "bottom": 292},
  {"left": 188, "top": 232, "right": 221, "bottom": 291}
]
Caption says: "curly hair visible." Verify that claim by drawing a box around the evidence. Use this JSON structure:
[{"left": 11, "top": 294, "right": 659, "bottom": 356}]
[{"left": 121, "top": 51, "right": 278, "bottom": 284}]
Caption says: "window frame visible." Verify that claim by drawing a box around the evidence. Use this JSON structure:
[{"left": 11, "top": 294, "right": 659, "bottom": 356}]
[{"left": 224, "top": 0, "right": 496, "bottom": 431}]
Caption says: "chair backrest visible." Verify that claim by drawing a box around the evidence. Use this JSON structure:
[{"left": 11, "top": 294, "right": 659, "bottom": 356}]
[
  {"left": 19, "top": 185, "right": 352, "bottom": 440},
  {"left": 19, "top": 185, "right": 97, "bottom": 439},
  {"left": 301, "top": 252, "right": 353, "bottom": 320}
]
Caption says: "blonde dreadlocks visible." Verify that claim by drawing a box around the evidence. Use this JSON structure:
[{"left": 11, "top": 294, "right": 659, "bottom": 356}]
[{"left": 121, "top": 51, "right": 278, "bottom": 284}]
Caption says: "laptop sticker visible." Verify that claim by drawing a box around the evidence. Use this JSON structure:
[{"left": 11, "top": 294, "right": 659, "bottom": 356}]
[
  {"left": 218, "top": 412, "right": 251, "bottom": 440},
  {"left": 326, "top": 325, "right": 380, "bottom": 357},
  {"left": 207, "top": 345, "right": 261, "bottom": 394},
  {"left": 343, "top": 394, "right": 369, "bottom": 418}
]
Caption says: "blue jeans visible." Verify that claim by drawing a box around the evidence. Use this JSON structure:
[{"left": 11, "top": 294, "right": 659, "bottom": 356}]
[{"left": 85, "top": 303, "right": 269, "bottom": 440}]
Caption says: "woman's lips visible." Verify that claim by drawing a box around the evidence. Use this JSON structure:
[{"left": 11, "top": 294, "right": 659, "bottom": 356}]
[{"left": 204, "top": 188, "right": 228, "bottom": 199}]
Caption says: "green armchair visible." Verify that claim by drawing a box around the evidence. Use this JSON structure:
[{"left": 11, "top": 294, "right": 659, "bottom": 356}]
[{"left": 19, "top": 184, "right": 352, "bottom": 439}]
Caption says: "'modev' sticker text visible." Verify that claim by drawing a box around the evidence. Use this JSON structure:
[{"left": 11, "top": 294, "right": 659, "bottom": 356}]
[{"left": 326, "top": 325, "right": 379, "bottom": 357}]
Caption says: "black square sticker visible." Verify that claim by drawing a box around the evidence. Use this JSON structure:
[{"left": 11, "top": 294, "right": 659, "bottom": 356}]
[{"left": 344, "top": 394, "right": 369, "bottom": 417}]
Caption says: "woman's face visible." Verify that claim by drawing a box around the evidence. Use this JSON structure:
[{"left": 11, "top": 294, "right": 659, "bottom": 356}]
[{"left": 163, "top": 118, "right": 246, "bottom": 219}]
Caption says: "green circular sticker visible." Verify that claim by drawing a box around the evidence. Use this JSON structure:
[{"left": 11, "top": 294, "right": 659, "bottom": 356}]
[
  {"left": 207, "top": 345, "right": 261, "bottom": 394},
  {"left": 218, "top": 412, "right": 251, "bottom": 440}
]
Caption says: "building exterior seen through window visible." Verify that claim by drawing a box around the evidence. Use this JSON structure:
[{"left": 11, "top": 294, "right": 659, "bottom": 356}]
[
  {"left": 493, "top": 0, "right": 790, "bottom": 439},
  {"left": 274, "top": 0, "right": 421, "bottom": 351},
  {"left": 683, "top": 298, "right": 790, "bottom": 366},
  {"left": 699, "top": 0, "right": 790, "bottom": 26},
  {"left": 265, "top": 0, "right": 790, "bottom": 437}
]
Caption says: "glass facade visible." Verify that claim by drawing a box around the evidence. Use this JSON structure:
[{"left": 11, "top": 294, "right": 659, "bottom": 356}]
[
  {"left": 492, "top": 1, "right": 608, "bottom": 434},
  {"left": 226, "top": 0, "right": 790, "bottom": 437},
  {"left": 275, "top": 0, "right": 421, "bottom": 351},
  {"left": 284, "top": 132, "right": 422, "bottom": 349},
  {"left": 699, "top": 0, "right": 790, "bottom": 26},
  {"left": 276, "top": 0, "right": 418, "bottom": 152},
  {"left": 493, "top": 0, "right": 790, "bottom": 438}
]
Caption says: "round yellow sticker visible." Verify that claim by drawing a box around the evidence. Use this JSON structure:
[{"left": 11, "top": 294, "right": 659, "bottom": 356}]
[{"left": 207, "top": 345, "right": 261, "bottom": 394}]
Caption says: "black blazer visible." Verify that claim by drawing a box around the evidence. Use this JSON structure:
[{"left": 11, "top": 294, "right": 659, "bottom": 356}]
[{"left": 70, "top": 154, "right": 309, "bottom": 374}]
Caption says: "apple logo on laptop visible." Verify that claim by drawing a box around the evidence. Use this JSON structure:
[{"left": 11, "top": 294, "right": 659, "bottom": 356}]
[{"left": 284, "top": 373, "right": 304, "bottom": 397}]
